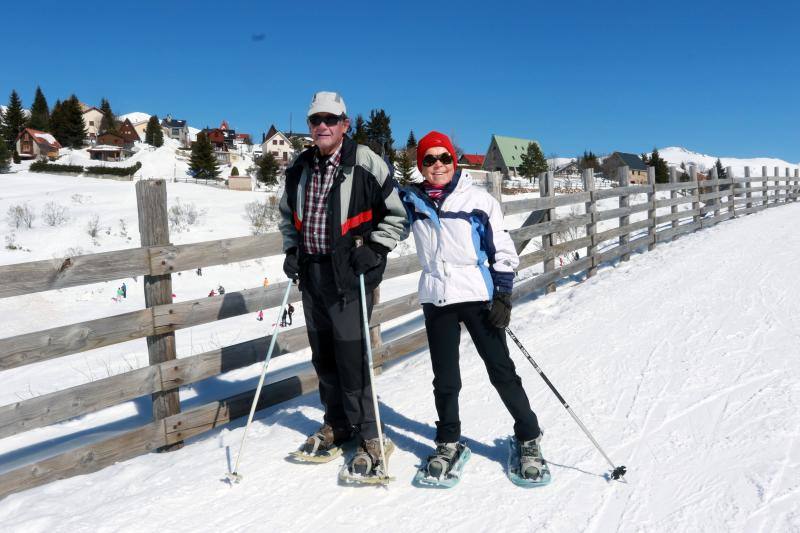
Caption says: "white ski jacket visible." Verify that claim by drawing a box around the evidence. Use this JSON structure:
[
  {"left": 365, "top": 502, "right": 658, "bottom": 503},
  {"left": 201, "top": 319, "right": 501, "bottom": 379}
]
[{"left": 399, "top": 171, "right": 519, "bottom": 307}]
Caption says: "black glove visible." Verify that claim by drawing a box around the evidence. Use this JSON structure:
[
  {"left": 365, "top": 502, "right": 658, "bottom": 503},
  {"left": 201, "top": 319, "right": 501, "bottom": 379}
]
[
  {"left": 283, "top": 247, "right": 300, "bottom": 281},
  {"left": 350, "top": 241, "right": 388, "bottom": 276},
  {"left": 487, "top": 292, "right": 512, "bottom": 329}
]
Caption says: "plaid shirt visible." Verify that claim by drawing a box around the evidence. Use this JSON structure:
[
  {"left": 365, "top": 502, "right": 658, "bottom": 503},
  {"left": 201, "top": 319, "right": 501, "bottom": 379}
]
[{"left": 302, "top": 145, "right": 342, "bottom": 254}]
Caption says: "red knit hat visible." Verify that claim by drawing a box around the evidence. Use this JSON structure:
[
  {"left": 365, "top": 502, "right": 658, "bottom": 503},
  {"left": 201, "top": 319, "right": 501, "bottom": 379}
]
[{"left": 417, "top": 131, "right": 458, "bottom": 172}]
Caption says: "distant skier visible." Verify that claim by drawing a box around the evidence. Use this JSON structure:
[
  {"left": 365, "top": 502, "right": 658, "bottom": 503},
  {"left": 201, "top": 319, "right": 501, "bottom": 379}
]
[
  {"left": 262, "top": 277, "right": 269, "bottom": 288},
  {"left": 197, "top": 267, "right": 203, "bottom": 276},
  {"left": 116, "top": 287, "right": 124, "bottom": 299},
  {"left": 280, "top": 307, "right": 288, "bottom": 328},
  {"left": 287, "top": 303, "right": 294, "bottom": 325},
  {"left": 257, "top": 310, "right": 264, "bottom": 321},
  {"left": 218, "top": 285, "right": 225, "bottom": 295},
  {"left": 121, "top": 282, "right": 127, "bottom": 298},
  {"left": 208, "top": 289, "right": 216, "bottom": 297}
]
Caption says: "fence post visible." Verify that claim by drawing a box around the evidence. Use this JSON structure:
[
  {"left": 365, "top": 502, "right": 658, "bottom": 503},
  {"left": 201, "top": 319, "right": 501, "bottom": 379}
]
[
  {"left": 726, "top": 166, "right": 735, "bottom": 217},
  {"left": 774, "top": 166, "right": 780, "bottom": 206},
  {"left": 710, "top": 165, "right": 720, "bottom": 221},
  {"left": 581, "top": 168, "right": 598, "bottom": 278},
  {"left": 617, "top": 165, "right": 630, "bottom": 261},
  {"left": 647, "top": 166, "right": 656, "bottom": 251},
  {"left": 761, "top": 166, "right": 769, "bottom": 208},
  {"left": 489, "top": 171, "right": 503, "bottom": 205},
  {"left": 786, "top": 167, "right": 791, "bottom": 203},
  {"left": 689, "top": 166, "right": 701, "bottom": 227},
  {"left": 744, "top": 166, "right": 752, "bottom": 211},
  {"left": 669, "top": 167, "right": 679, "bottom": 240},
  {"left": 541, "top": 171, "right": 556, "bottom": 294},
  {"left": 136, "top": 179, "right": 182, "bottom": 451},
  {"left": 794, "top": 169, "right": 799, "bottom": 201}
]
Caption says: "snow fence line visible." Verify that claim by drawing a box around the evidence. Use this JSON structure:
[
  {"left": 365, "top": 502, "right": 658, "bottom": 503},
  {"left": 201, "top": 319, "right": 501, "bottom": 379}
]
[{"left": 0, "top": 166, "right": 799, "bottom": 499}]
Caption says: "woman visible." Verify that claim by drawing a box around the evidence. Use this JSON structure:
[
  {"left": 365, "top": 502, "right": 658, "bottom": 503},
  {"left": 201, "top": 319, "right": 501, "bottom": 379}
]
[{"left": 399, "top": 131, "right": 545, "bottom": 482}]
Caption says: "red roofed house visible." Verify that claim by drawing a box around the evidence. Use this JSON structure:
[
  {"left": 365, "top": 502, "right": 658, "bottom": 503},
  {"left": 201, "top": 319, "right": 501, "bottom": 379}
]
[
  {"left": 118, "top": 118, "right": 141, "bottom": 144},
  {"left": 15, "top": 128, "right": 62, "bottom": 160},
  {"left": 459, "top": 153, "right": 485, "bottom": 168}
]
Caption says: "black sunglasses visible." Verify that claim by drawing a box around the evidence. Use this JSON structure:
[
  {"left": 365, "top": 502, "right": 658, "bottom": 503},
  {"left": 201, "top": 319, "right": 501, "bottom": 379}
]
[
  {"left": 422, "top": 153, "right": 454, "bottom": 167},
  {"left": 308, "top": 114, "right": 343, "bottom": 127}
]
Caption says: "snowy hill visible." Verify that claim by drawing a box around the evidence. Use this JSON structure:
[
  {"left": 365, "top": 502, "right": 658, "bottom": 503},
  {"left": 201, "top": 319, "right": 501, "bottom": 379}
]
[
  {"left": 118, "top": 111, "right": 151, "bottom": 124},
  {"left": 658, "top": 146, "right": 799, "bottom": 176},
  {"left": 0, "top": 167, "right": 798, "bottom": 530}
]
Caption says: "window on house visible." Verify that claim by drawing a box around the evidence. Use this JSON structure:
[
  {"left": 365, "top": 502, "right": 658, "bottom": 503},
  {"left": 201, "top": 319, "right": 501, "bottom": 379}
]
[
  {"left": 273, "top": 140, "right": 278, "bottom": 145},
  {"left": 89, "top": 121, "right": 94, "bottom": 126},
  {"left": 172, "top": 129, "right": 179, "bottom": 135},
  {"left": 279, "top": 140, "right": 284, "bottom": 145}
]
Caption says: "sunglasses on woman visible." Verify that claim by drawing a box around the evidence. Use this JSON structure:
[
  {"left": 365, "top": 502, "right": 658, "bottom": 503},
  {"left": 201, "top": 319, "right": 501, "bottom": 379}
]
[
  {"left": 422, "top": 153, "right": 454, "bottom": 167},
  {"left": 308, "top": 114, "right": 343, "bottom": 127}
]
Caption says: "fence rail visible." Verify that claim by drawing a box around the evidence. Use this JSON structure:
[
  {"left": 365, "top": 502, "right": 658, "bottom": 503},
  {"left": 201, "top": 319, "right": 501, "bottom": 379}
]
[{"left": 1, "top": 164, "right": 798, "bottom": 499}]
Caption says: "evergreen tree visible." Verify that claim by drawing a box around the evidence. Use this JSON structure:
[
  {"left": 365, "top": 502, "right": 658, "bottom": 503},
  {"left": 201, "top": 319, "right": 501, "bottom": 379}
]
[
  {"left": 257, "top": 152, "right": 279, "bottom": 185},
  {"left": 518, "top": 142, "right": 548, "bottom": 178},
  {"left": 648, "top": 148, "right": 669, "bottom": 183},
  {"left": 352, "top": 114, "right": 368, "bottom": 145},
  {"left": 679, "top": 162, "right": 690, "bottom": 182},
  {"left": 406, "top": 130, "right": 417, "bottom": 149},
  {"left": 396, "top": 148, "right": 415, "bottom": 185},
  {"left": 2, "top": 90, "right": 27, "bottom": 146},
  {"left": 29, "top": 86, "right": 50, "bottom": 131},
  {"left": 231, "top": 166, "right": 239, "bottom": 176},
  {"left": 49, "top": 99, "right": 66, "bottom": 145},
  {"left": 59, "top": 95, "right": 88, "bottom": 148},
  {"left": 99, "top": 98, "right": 117, "bottom": 133},
  {"left": 289, "top": 136, "right": 304, "bottom": 152},
  {"left": 714, "top": 158, "right": 727, "bottom": 179},
  {"left": 145, "top": 115, "right": 163, "bottom": 147},
  {"left": 0, "top": 137, "right": 11, "bottom": 173},
  {"left": 365, "top": 109, "right": 394, "bottom": 162},
  {"left": 578, "top": 150, "right": 600, "bottom": 171},
  {"left": 189, "top": 132, "right": 220, "bottom": 179}
]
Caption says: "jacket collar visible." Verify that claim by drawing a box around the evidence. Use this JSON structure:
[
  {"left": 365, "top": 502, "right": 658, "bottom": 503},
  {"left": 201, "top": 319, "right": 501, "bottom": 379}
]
[{"left": 293, "top": 135, "right": 357, "bottom": 169}]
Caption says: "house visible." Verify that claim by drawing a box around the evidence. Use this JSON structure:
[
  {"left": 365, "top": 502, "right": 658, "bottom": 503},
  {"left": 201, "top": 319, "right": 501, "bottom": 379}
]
[
  {"left": 161, "top": 115, "right": 189, "bottom": 146},
  {"left": 260, "top": 125, "right": 296, "bottom": 166},
  {"left": 119, "top": 112, "right": 151, "bottom": 140},
  {"left": 482, "top": 134, "right": 538, "bottom": 178},
  {"left": 218, "top": 120, "right": 237, "bottom": 148},
  {"left": 602, "top": 152, "right": 649, "bottom": 184},
  {"left": 96, "top": 132, "right": 126, "bottom": 148},
  {"left": 15, "top": 128, "right": 62, "bottom": 160},
  {"left": 118, "top": 118, "right": 141, "bottom": 145},
  {"left": 82, "top": 107, "right": 105, "bottom": 143},
  {"left": 234, "top": 133, "right": 252, "bottom": 146},
  {"left": 87, "top": 145, "right": 123, "bottom": 161},
  {"left": 459, "top": 154, "right": 485, "bottom": 168},
  {"left": 554, "top": 161, "right": 582, "bottom": 180},
  {"left": 197, "top": 127, "right": 231, "bottom": 164}
]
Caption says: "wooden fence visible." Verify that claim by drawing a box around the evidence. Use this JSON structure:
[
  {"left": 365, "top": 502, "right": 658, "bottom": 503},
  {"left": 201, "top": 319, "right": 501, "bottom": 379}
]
[{"left": 0, "top": 165, "right": 798, "bottom": 499}]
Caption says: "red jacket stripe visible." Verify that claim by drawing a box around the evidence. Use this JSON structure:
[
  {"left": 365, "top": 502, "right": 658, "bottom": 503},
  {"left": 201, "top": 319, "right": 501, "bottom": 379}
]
[{"left": 341, "top": 209, "right": 372, "bottom": 235}]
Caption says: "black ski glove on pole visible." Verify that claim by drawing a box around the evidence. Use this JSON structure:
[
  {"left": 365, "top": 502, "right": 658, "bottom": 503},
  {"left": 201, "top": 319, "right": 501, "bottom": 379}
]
[
  {"left": 283, "top": 247, "right": 300, "bottom": 281},
  {"left": 487, "top": 292, "right": 512, "bottom": 329},
  {"left": 350, "top": 240, "right": 388, "bottom": 276}
]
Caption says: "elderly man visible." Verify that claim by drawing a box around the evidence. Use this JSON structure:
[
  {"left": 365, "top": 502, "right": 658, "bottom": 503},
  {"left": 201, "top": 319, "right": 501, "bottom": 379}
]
[{"left": 279, "top": 91, "right": 408, "bottom": 476}]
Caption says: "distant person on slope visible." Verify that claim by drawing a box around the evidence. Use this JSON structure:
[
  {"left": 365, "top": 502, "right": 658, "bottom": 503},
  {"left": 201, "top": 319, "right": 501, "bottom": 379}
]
[
  {"left": 398, "top": 131, "right": 546, "bottom": 483},
  {"left": 278, "top": 91, "right": 408, "bottom": 475}
]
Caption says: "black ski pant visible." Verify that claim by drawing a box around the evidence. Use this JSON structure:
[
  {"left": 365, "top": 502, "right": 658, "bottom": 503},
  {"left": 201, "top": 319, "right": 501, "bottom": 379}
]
[
  {"left": 302, "top": 258, "right": 377, "bottom": 440},
  {"left": 423, "top": 301, "right": 540, "bottom": 443}
]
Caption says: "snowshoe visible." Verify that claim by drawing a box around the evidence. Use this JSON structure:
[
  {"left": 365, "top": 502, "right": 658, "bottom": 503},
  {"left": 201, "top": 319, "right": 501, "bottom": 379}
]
[
  {"left": 413, "top": 441, "right": 471, "bottom": 488},
  {"left": 338, "top": 437, "right": 395, "bottom": 485},
  {"left": 507, "top": 435, "right": 551, "bottom": 487},
  {"left": 288, "top": 424, "right": 352, "bottom": 464}
]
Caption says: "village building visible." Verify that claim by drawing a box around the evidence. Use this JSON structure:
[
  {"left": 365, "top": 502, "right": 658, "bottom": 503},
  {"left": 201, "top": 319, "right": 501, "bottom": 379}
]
[
  {"left": 260, "top": 125, "right": 295, "bottom": 166},
  {"left": 482, "top": 134, "right": 538, "bottom": 178},
  {"left": 459, "top": 154, "right": 485, "bottom": 169},
  {"left": 602, "top": 152, "right": 649, "bottom": 184},
  {"left": 87, "top": 145, "right": 123, "bottom": 161},
  {"left": 118, "top": 118, "right": 141, "bottom": 145},
  {"left": 15, "top": 128, "right": 62, "bottom": 160},
  {"left": 161, "top": 115, "right": 190, "bottom": 147},
  {"left": 81, "top": 106, "right": 105, "bottom": 143},
  {"left": 554, "top": 160, "right": 582, "bottom": 180}
]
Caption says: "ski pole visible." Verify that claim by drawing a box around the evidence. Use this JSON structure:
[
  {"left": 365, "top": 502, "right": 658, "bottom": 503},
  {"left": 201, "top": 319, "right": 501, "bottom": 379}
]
[
  {"left": 506, "top": 327, "right": 627, "bottom": 481},
  {"left": 227, "top": 280, "right": 294, "bottom": 483},
  {"left": 355, "top": 236, "right": 389, "bottom": 479}
]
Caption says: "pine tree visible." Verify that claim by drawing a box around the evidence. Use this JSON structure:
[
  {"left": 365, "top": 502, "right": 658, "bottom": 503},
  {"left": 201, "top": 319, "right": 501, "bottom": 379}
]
[
  {"left": 2, "top": 90, "right": 27, "bottom": 146},
  {"left": 99, "top": 98, "right": 117, "bottom": 133},
  {"left": 0, "top": 137, "right": 11, "bottom": 173},
  {"left": 406, "top": 130, "right": 417, "bottom": 149},
  {"left": 714, "top": 158, "right": 727, "bottom": 179},
  {"left": 29, "top": 86, "right": 50, "bottom": 131},
  {"left": 396, "top": 148, "right": 415, "bottom": 185},
  {"left": 352, "top": 114, "right": 368, "bottom": 145},
  {"left": 145, "top": 115, "right": 163, "bottom": 147},
  {"left": 189, "top": 132, "right": 219, "bottom": 179},
  {"left": 365, "top": 109, "right": 394, "bottom": 162},
  {"left": 13, "top": 149, "right": 21, "bottom": 164},
  {"left": 578, "top": 150, "right": 600, "bottom": 171},
  {"left": 648, "top": 148, "right": 669, "bottom": 183},
  {"left": 61, "top": 95, "right": 88, "bottom": 148},
  {"left": 257, "top": 152, "right": 279, "bottom": 186},
  {"left": 519, "top": 142, "right": 548, "bottom": 178},
  {"left": 679, "top": 162, "right": 690, "bottom": 182},
  {"left": 49, "top": 99, "right": 66, "bottom": 145}
]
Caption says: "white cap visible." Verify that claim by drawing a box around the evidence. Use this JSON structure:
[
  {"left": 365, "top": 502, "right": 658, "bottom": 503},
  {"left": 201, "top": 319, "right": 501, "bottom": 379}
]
[{"left": 307, "top": 91, "right": 347, "bottom": 117}]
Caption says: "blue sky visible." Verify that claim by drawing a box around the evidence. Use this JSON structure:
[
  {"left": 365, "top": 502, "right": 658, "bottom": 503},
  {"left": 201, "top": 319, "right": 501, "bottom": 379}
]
[{"left": 3, "top": 1, "right": 798, "bottom": 161}]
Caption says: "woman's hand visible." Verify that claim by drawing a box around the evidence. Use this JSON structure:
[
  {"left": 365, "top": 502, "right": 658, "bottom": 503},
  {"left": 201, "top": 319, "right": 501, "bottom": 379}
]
[{"left": 487, "top": 292, "right": 512, "bottom": 329}]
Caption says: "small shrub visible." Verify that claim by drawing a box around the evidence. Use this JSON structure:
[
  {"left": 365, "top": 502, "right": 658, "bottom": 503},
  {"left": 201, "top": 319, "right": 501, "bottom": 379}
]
[
  {"left": 84, "top": 161, "right": 142, "bottom": 177},
  {"left": 5, "top": 231, "right": 18, "bottom": 250},
  {"left": 244, "top": 199, "right": 280, "bottom": 235},
  {"left": 13, "top": 150, "right": 21, "bottom": 164},
  {"left": 6, "top": 202, "right": 36, "bottom": 229},
  {"left": 42, "top": 202, "right": 70, "bottom": 226},
  {"left": 86, "top": 214, "right": 100, "bottom": 238},
  {"left": 168, "top": 198, "right": 205, "bottom": 232},
  {"left": 231, "top": 166, "right": 239, "bottom": 176},
  {"left": 30, "top": 161, "right": 83, "bottom": 173},
  {"left": 71, "top": 193, "right": 87, "bottom": 204}
]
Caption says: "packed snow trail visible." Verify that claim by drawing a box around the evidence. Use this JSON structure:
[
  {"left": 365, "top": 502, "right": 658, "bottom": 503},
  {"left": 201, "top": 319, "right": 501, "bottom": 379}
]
[{"left": 1, "top": 203, "right": 799, "bottom": 531}]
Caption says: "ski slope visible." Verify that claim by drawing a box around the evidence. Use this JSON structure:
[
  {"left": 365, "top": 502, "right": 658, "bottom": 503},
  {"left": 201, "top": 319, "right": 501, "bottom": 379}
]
[{"left": 1, "top": 183, "right": 798, "bottom": 531}]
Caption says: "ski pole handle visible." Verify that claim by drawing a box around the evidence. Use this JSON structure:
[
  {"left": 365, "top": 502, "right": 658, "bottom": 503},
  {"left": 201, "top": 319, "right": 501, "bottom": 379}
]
[{"left": 354, "top": 235, "right": 363, "bottom": 248}]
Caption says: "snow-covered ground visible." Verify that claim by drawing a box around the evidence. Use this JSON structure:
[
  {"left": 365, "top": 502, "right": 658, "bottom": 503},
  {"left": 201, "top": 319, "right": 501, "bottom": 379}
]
[
  {"left": 659, "top": 146, "right": 799, "bottom": 176},
  {"left": 1, "top": 163, "right": 798, "bottom": 531}
]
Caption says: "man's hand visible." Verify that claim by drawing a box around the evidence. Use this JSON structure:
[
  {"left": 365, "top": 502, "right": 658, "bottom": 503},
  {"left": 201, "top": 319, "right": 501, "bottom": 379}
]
[
  {"left": 350, "top": 240, "right": 387, "bottom": 276},
  {"left": 487, "top": 292, "right": 512, "bottom": 329},
  {"left": 283, "top": 247, "right": 300, "bottom": 281}
]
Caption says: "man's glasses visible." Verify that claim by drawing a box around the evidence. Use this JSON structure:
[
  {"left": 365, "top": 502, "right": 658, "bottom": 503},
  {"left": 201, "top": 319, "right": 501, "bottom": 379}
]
[
  {"left": 422, "top": 153, "right": 454, "bottom": 167},
  {"left": 308, "top": 114, "right": 343, "bottom": 127}
]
